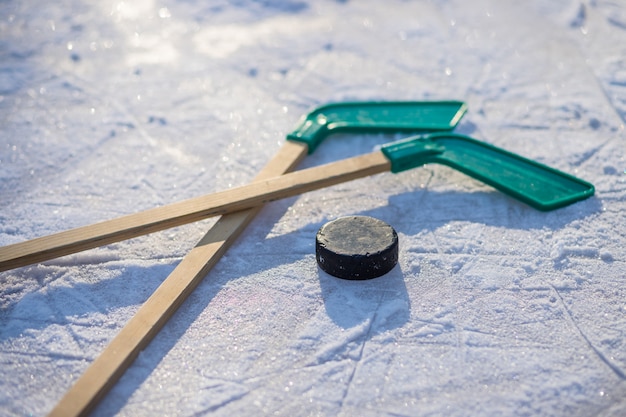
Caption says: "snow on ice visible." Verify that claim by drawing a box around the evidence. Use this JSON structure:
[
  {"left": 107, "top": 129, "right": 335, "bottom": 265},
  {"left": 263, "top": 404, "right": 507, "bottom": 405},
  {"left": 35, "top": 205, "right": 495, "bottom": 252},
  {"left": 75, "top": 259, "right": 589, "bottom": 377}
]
[{"left": 1, "top": 0, "right": 625, "bottom": 416}]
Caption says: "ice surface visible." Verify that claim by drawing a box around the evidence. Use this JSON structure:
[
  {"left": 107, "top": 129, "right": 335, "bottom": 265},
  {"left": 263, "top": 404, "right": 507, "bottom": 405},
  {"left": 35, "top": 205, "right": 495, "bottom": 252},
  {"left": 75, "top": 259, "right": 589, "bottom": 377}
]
[{"left": 1, "top": 0, "right": 626, "bottom": 416}]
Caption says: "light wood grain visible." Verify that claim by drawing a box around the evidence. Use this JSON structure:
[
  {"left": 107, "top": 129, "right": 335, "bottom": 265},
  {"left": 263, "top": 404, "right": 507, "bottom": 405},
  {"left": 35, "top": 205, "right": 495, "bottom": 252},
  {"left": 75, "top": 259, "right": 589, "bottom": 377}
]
[
  {"left": 47, "top": 141, "right": 309, "bottom": 417},
  {"left": 0, "top": 149, "right": 391, "bottom": 272}
]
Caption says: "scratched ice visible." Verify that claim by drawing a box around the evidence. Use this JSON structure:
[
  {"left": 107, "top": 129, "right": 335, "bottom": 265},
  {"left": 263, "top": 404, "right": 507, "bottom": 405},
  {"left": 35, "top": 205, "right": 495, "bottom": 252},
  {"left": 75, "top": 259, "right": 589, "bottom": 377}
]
[{"left": 0, "top": 1, "right": 625, "bottom": 416}]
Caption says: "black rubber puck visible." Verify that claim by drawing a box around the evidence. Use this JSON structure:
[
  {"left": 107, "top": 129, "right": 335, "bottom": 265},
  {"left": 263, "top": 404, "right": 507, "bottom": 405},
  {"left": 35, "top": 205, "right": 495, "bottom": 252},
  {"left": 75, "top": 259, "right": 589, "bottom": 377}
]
[{"left": 315, "top": 215, "right": 399, "bottom": 280}]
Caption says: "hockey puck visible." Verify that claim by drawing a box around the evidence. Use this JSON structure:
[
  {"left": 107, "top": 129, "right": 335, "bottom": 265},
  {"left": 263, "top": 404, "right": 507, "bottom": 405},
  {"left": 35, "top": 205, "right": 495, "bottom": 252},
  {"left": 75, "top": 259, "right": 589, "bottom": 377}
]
[{"left": 315, "top": 215, "right": 399, "bottom": 280}]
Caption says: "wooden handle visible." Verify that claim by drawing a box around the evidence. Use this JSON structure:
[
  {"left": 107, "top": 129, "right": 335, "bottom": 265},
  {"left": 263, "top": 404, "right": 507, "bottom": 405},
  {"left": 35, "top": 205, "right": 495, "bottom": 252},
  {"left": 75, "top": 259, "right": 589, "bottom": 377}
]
[
  {"left": 47, "top": 141, "right": 309, "bottom": 417},
  {"left": 0, "top": 150, "right": 391, "bottom": 272}
]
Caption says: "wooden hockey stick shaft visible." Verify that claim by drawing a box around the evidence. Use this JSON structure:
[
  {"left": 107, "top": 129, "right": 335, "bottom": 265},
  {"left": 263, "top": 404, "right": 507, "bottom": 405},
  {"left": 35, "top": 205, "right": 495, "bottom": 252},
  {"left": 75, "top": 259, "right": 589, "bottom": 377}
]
[
  {"left": 0, "top": 149, "right": 391, "bottom": 273},
  {"left": 47, "top": 140, "right": 311, "bottom": 417}
]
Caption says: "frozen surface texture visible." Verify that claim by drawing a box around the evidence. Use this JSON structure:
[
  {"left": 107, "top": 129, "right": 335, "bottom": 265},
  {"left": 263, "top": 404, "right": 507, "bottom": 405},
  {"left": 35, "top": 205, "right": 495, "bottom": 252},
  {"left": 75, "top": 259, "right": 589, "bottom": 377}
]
[{"left": 1, "top": 0, "right": 625, "bottom": 416}]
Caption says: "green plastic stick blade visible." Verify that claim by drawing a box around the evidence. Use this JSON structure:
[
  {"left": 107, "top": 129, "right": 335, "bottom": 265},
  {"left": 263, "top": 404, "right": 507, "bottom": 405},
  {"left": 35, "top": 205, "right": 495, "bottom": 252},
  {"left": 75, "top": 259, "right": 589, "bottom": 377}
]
[
  {"left": 287, "top": 101, "right": 467, "bottom": 153},
  {"left": 381, "top": 133, "right": 595, "bottom": 211}
]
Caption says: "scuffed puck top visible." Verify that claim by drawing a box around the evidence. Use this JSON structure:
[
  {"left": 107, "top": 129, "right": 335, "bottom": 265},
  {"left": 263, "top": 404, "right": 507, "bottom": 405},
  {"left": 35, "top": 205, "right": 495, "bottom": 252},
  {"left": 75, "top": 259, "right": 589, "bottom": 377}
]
[{"left": 315, "top": 215, "right": 399, "bottom": 280}]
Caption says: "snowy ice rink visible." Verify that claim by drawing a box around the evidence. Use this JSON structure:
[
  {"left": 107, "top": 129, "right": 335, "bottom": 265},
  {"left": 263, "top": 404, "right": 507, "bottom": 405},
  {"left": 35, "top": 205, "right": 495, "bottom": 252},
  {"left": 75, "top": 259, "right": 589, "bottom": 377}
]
[{"left": 1, "top": 0, "right": 626, "bottom": 416}]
